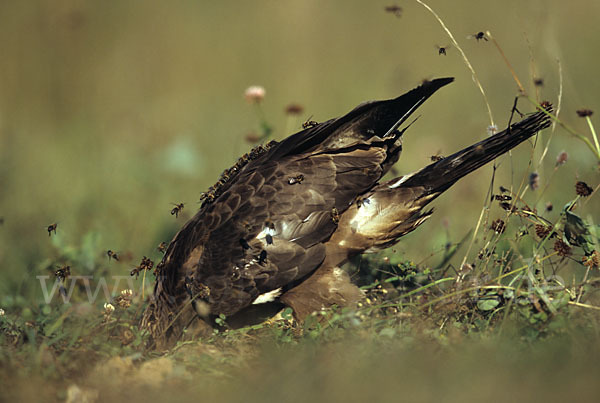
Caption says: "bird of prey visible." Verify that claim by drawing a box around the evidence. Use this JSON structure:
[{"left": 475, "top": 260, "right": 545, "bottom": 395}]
[{"left": 142, "top": 78, "right": 551, "bottom": 347}]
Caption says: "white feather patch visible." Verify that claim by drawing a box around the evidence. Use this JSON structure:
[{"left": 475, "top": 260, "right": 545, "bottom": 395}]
[
  {"left": 389, "top": 173, "right": 413, "bottom": 188},
  {"left": 252, "top": 287, "right": 283, "bottom": 304},
  {"left": 349, "top": 198, "right": 378, "bottom": 229},
  {"left": 257, "top": 226, "right": 277, "bottom": 239}
]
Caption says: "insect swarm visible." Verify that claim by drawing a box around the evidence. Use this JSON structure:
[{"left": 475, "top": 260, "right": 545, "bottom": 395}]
[{"left": 157, "top": 242, "right": 168, "bottom": 254}]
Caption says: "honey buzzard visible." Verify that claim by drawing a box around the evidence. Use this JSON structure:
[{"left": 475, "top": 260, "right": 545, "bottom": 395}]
[{"left": 142, "top": 78, "right": 551, "bottom": 347}]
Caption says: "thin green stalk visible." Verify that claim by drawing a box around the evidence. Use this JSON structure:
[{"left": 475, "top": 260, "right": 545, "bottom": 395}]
[
  {"left": 526, "top": 97, "right": 600, "bottom": 160},
  {"left": 537, "top": 59, "right": 563, "bottom": 166},
  {"left": 585, "top": 116, "right": 600, "bottom": 155},
  {"left": 414, "top": 251, "right": 560, "bottom": 310},
  {"left": 486, "top": 31, "right": 525, "bottom": 94}
]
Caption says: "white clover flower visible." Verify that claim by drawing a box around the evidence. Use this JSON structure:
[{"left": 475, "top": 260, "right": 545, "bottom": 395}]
[
  {"left": 244, "top": 86, "right": 266, "bottom": 103},
  {"left": 103, "top": 303, "right": 115, "bottom": 314},
  {"left": 0, "top": 308, "right": 5, "bottom": 316},
  {"left": 120, "top": 289, "right": 133, "bottom": 298}
]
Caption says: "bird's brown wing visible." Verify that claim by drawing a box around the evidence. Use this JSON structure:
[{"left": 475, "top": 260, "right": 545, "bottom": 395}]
[
  {"left": 270, "top": 77, "right": 455, "bottom": 159},
  {"left": 184, "top": 146, "right": 388, "bottom": 315}
]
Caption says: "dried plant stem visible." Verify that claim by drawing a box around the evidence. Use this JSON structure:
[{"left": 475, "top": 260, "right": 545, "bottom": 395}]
[
  {"left": 568, "top": 301, "right": 600, "bottom": 311},
  {"left": 414, "top": 0, "right": 494, "bottom": 127},
  {"left": 577, "top": 266, "right": 591, "bottom": 303},
  {"left": 538, "top": 59, "right": 563, "bottom": 166},
  {"left": 554, "top": 59, "right": 564, "bottom": 131},
  {"left": 486, "top": 31, "right": 525, "bottom": 94},
  {"left": 535, "top": 166, "right": 559, "bottom": 205},
  {"left": 458, "top": 205, "right": 486, "bottom": 275},
  {"left": 141, "top": 268, "right": 147, "bottom": 300}
]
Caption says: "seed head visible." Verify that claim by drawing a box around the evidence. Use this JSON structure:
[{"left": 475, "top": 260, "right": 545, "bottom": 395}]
[
  {"left": 555, "top": 151, "right": 568, "bottom": 166},
  {"left": 285, "top": 103, "right": 304, "bottom": 115},
  {"left": 535, "top": 224, "right": 552, "bottom": 239},
  {"left": 553, "top": 240, "right": 572, "bottom": 257},
  {"left": 576, "top": 109, "right": 593, "bottom": 118},
  {"left": 583, "top": 250, "right": 600, "bottom": 269},
  {"left": 575, "top": 181, "right": 593, "bottom": 197},
  {"left": 500, "top": 202, "right": 517, "bottom": 213},
  {"left": 490, "top": 219, "right": 506, "bottom": 234},
  {"left": 529, "top": 172, "right": 539, "bottom": 191},
  {"left": 115, "top": 295, "right": 131, "bottom": 309},
  {"left": 244, "top": 132, "right": 261, "bottom": 143}
]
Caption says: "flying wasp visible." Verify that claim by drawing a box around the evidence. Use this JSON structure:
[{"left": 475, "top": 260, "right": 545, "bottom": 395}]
[
  {"left": 130, "top": 256, "right": 154, "bottom": 279},
  {"left": 47, "top": 223, "right": 58, "bottom": 236},
  {"left": 302, "top": 116, "right": 319, "bottom": 129},
  {"left": 55, "top": 265, "right": 71, "bottom": 281},
  {"left": 130, "top": 265, "right": 142, "bottom": 279},
  {"left": 157, "top": 242, "right": 168, "bottom": 254},
  {"left": 384, "top": 5, "right": 402, "bottom": 17},
  {"left": 356, "top": 197, "right": 371, "bottom": 208},
  {"left": 287, "top": 174, "right": 305, "bottom": 185},
  {"left": 107, "top": 250, "right": 119, "bottom": 262},
  {"left": 54, "top": 264, "right": 71, "bottom": 297},
  {"left": 171, "top": 203, "right": 185, "bottom": 218},
  {"left": 430, "top": 151, "right": 444, "bottom": 162},
  {"left": 258, "top": 250, "right": 268, "bottom": 265},
  {"left": 435, "top": 44, "right": 451, "bottom": 56},
  {"left": 240, "top": 238, "right": 251, "bottom": 250},
  {"left": 199, "top": 187, "right": 217, "bottom": 204},
  {"left": 468, "top": 31, "right": 488, "bottom": 42},
  {"left": 331, "top": 207, "right": 340, "bottom": 224}
]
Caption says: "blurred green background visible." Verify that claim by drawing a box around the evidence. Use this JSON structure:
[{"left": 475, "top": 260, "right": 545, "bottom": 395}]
[{"left": 0, "top": 0, "right": 598, "bottom": 301}]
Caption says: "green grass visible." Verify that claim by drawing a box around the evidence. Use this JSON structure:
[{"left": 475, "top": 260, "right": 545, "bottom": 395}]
[{"left": 1, "top": 1, "right": 600, "bottom": 401}]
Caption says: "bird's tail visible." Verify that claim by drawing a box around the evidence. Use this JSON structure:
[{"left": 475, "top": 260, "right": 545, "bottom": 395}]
[
  {"left": 322, "top": 106, "right": 552, "bottom": 258},
  {"left": 401, "top": 106, "right": 552, "bottom": 196}
]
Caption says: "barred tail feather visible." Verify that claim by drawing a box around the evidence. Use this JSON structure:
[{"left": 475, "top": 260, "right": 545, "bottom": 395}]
[{"left": 402, "top": 107, "right": 552, "bottom": 195}]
